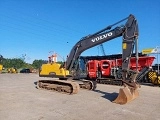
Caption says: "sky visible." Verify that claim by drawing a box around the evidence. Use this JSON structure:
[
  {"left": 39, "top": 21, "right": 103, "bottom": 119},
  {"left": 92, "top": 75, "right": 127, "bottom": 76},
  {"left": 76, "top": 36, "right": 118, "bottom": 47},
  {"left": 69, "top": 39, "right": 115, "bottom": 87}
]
[{"left": 0, "top": 0, "right": 160, "bottom": 64}]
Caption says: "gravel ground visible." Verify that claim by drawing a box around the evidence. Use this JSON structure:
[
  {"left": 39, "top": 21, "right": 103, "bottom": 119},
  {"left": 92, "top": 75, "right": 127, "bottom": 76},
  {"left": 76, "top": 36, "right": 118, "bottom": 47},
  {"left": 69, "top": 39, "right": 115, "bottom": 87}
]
[{"left": 0, "top": 73, "right": 160, "bottom": 120}]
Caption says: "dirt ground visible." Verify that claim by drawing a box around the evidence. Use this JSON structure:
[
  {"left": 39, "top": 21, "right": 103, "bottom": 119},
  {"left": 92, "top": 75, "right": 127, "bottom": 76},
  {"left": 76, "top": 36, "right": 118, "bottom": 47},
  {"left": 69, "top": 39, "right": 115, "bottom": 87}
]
[{"left": 0, "top": 74, "right": 160, "bottom": 120}]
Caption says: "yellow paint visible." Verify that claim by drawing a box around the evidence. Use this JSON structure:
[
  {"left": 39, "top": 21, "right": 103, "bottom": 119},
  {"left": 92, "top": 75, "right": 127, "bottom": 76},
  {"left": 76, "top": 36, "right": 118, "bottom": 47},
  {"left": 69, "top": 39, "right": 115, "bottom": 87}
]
[
  {"left": 123, "top": 43, "right": 127, "bottom": 49},
  {"left": 142, "top": 48, "right": 154, "bottom": 54},
  {"left": 0, "top": 64, "right": 2, "bottom": 73},
  {"left": 39, "top": 63, "right": 70, "bottom": 77},
  {"left": 148, "top": 71, "right": 160, "bottom": 85}
]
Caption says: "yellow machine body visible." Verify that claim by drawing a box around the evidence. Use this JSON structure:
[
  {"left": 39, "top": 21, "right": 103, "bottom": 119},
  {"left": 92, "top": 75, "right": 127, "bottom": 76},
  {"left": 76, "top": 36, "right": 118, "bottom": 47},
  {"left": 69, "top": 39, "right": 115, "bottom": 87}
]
[
  {"left": 148, "top": 71, "right": 160, "bottom": 85},
  {"left": 39, "top": 63, "right": 70, "bottom": 78},
  {"left": 8, "top": 67, "right": 18, "bottom": 73},
  {"left": 0, "top": 64, "right": 3, "bottom": 73}
]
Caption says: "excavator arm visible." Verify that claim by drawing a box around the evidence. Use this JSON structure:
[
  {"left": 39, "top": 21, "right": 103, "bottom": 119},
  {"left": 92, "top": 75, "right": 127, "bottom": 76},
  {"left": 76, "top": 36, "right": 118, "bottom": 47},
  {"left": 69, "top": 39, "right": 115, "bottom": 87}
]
[
  {"left": 66, "top": 27, "right": 123, "bottom": 70},
  {"left": 66, "top": 14, "right": 138, "bottom": 75}
]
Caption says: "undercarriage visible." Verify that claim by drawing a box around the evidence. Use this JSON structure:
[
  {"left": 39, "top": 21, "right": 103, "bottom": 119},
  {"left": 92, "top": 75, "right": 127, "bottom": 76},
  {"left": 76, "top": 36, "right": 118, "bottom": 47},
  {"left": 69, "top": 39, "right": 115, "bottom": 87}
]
[{"left": 37, "top": 79, "right": 97, "bottom": 94}]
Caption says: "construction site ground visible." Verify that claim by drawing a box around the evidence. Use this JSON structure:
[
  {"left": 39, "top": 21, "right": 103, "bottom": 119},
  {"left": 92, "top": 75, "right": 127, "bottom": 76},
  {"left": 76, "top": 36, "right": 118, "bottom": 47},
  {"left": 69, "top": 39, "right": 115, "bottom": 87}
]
[{"left": 0, "top": 74, "right": 160, "bottom": 120}]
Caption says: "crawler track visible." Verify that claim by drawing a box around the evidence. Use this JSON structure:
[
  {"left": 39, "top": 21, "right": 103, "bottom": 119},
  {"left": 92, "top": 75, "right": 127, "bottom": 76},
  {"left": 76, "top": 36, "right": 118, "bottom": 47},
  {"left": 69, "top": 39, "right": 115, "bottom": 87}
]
[
  {"left": 37, "top": 79, "right": 97, "bottom": 94},
  {"left": 37, "top": 79, "right": 80, "bottom": 94},
  {"left": 96, "top": 78, "right": 123, "bottom": 86},
  {"left": 78, "top": 79, "right": 97, "bottom": 90}
]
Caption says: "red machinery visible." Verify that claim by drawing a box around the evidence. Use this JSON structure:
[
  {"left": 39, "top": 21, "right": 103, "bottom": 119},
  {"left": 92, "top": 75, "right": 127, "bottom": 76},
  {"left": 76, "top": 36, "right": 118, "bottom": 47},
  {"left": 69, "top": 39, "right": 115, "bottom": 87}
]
[{"left": 87, "top": 56, "right": 155, "bottom": 80}]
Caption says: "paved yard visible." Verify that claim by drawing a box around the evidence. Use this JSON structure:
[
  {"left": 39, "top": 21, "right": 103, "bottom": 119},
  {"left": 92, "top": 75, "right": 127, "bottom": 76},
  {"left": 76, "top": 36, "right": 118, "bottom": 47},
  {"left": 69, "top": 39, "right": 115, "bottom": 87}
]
[{"left": 0, "top": 74, "right": 160, "bottom": 120}]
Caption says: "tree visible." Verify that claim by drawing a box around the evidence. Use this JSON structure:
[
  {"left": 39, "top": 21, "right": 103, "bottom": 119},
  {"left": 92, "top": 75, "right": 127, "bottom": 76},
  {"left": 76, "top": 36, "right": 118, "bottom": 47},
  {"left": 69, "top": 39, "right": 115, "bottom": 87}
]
[
  {"left": 0, "top": 55, "right": 3, "bottom": 64},
  {"left": 2, "top": 58, "right": 25, "bottom": 69},
  {"left": 32, "top": 59, "right": 44, "bottom": 69},
  {"left": 57, "top": 61, "right": 63, "bottom": 64}
]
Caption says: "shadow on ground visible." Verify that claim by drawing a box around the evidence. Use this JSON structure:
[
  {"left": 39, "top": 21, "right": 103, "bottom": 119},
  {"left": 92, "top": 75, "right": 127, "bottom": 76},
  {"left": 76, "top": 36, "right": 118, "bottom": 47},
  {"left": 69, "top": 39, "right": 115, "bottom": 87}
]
[
  {"left": 34, "top": 81, "right": 37, "bottom": 85},
  {"left": 94, "top": 89, "right": 118, "bottom": 102},
  {"left": 34, "top": 81, "right": 39, "bottom": 89}
]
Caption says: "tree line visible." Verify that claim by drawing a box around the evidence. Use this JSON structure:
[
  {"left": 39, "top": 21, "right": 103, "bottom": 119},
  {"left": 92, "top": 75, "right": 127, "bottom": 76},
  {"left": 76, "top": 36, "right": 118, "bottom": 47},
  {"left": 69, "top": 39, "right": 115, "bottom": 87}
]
[
  {"left": 1, "top": 58, "right": 45, "bottom": 69},
  {"left": 1, "top": 57, "right": 63, "bottom": 69}
]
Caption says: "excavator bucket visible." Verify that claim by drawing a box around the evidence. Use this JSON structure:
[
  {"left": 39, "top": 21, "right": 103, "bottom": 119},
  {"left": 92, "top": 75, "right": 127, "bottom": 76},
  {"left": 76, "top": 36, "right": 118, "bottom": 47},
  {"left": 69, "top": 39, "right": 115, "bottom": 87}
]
[{"left": 112, "top": 86, "right": 139, "bottom": 104}]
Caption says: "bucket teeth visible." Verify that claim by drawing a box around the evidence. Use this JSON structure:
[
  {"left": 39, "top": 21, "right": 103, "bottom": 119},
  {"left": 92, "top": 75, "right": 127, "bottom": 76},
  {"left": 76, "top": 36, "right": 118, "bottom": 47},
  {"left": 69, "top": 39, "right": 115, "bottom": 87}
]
[{"left": 112, "top": 87, "right": 139, "bottom": 104}]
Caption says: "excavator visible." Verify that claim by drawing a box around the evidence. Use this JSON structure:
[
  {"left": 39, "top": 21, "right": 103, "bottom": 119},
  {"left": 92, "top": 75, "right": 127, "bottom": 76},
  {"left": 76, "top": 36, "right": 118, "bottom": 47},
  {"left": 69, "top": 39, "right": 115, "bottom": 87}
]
[{"left": 37, "top": 14, "right": 139, "bottom": 104}]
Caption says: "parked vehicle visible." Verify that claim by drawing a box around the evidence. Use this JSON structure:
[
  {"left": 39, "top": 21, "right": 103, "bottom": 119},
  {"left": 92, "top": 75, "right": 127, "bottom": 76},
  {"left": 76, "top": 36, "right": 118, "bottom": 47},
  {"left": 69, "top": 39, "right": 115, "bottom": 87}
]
[{"left": 20, "top": 68, "right": 31, "bottom": 73}]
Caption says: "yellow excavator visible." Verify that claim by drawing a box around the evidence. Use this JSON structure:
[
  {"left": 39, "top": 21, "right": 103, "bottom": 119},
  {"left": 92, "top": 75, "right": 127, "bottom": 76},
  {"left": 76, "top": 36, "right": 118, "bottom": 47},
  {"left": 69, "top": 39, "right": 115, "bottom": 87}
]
[
  {"left": 0, "top": 55, "right": 3, "bottom": 73},
  {"left": 37, "top": 14, "right": 139, "bottom": 104},
  {"left": 7, "top": 67, "right": 18, "bottom": 73}
]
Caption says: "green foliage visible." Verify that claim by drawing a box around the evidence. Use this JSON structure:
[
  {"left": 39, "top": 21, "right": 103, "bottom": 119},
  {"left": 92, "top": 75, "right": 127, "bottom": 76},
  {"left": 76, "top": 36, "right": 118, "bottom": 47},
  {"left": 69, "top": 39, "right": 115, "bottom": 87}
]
[
  {"left": 1, "top": 57, "right": 64, "bottom": 69},
  {"left": 2, "top": 58, "right": 25, "bottom": 69},
  {"left": 56, "top": 61, "right": 63, "bottom": 65},
  {"left": 0, "top": 55, "right": 3, "bottom": 64},
  {"left": 32, "top": 59, "right": 44, "bottom": 69},
  {"left": 2, "top": 58, "right": 42, "bottom": 69}
]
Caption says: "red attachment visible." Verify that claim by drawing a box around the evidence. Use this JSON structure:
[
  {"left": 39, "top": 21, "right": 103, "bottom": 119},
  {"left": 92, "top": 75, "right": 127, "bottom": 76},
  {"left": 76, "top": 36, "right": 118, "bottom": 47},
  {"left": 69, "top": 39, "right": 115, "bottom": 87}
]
[
  {"left": 100, "top": 60, "right": 115, "bottom": 76},
  {"left": 116, "top": 56, "right": 155, "bottom": 71},
  {"left": 87, "top": 60, "right": 100, "bottom": 79},
  {"left": 87, "top": 56, "right": 155, "bottom": 79}
]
